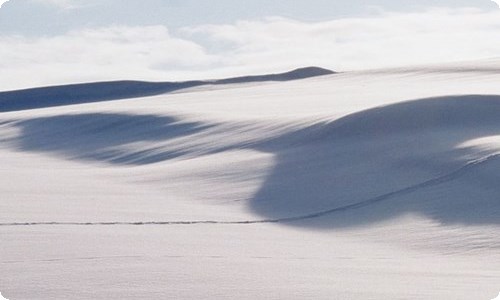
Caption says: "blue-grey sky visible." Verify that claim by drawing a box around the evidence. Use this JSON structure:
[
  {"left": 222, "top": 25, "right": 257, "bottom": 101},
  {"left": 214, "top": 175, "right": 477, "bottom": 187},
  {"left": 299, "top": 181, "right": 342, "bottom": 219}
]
[
  {"left": 0, "top": 0, "right": 499, "bottom": 90},
  {"left": 0, "top": 0, "right": 498, "bottom": 35}
]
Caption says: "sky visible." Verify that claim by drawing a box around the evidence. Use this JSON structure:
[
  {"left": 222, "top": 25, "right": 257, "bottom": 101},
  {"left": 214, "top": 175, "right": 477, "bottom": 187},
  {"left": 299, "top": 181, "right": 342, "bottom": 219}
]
[{"left": 0, "top": 0, "right": 500, "bottom": 90}]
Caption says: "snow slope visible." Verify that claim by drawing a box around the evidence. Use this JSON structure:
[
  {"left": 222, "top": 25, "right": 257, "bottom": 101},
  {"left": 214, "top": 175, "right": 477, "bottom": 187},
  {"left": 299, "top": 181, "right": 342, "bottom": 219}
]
[
  {"left": 1, "top": 61, "right": 500, "bottom": 299},
  {"left": 0, "top": 67, "right": 334, "bottom": 112}
]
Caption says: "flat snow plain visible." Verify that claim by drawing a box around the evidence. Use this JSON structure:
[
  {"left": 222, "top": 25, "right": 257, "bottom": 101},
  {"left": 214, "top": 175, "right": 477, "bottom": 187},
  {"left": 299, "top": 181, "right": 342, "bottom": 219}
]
[{"left": 1, "top": 61, "right": 500, "bottom": 299}]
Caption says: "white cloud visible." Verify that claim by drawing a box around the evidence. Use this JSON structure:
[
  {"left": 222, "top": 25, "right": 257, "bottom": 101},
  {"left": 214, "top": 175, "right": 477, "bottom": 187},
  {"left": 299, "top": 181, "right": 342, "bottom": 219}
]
[
  {"left": 492, "top": 0, "right": 500, "bottom": 7},
  {"left": 29, "top": 0, "right": 95, "bottom": 10},
  {"left": 185, "top": 8, "right": 500, "bottom": 72},
  {"left": 31, "top": 0, "right": 76, "bottom": 8},
  {"left": 0, "top": 0, "right": 9, "bottom": 8},
  {"left": 0, "top": 25, "right": 218, "bottom": 90},
  {"left": 1, "top": 8, "right": 500, "bottom": 90}
]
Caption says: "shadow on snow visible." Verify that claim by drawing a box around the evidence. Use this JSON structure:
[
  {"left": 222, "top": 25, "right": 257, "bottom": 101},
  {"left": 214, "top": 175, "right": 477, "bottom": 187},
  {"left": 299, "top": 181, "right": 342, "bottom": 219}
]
[{"left": 4, "top": 95, "right": 500, "bottom": 228}]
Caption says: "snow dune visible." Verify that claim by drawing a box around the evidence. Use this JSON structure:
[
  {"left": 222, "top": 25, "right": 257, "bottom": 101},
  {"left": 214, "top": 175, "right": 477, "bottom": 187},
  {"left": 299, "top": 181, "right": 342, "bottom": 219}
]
[
  {"left": 3, "top": 95, "right": 500, "bottom": 227},
  {"left": 0, "top": 66, "right": 334, "bottom": 112},
  {"left": 1, "top": 62, "right": 500, "bottom": 299}
]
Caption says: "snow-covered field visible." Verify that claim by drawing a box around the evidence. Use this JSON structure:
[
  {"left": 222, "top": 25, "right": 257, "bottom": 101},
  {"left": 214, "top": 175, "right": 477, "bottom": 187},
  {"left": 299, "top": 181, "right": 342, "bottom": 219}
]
[{"left": 1, "top": 61, "right": 500, "bottom": 299}]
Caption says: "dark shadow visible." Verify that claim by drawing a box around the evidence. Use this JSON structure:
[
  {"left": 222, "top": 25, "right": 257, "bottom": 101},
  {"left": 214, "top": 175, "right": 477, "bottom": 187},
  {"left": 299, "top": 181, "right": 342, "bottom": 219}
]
[
  {"left": 249, "top": 95, "right": 500, "bottom": 228},
  {"left": 0, "top": 81, "right": 205, "bottom": 112},
  {"left": 215, "top": 66, "right": 335, "bottom": 84},
  {"left": 4, "top": 95, "right": 500, "bottom": 228},
  {"left": 0, "top": 67, "right": 335, "bottom": 112},
  {"left": 8, "top": 113, "right": 215, "bottom": 165}
]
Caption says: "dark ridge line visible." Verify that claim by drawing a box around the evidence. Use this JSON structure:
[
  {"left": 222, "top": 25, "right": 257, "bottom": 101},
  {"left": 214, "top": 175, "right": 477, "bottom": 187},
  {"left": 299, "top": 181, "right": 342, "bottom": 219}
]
[
  {"left": 0, "top": 67, "right": 335, "bottom": 112},
  {"left": 212, "top": 66, "right": 335, "bottom": 84},
  {"left": 1, "top": 154, "right": 497, "bottom": 227}
]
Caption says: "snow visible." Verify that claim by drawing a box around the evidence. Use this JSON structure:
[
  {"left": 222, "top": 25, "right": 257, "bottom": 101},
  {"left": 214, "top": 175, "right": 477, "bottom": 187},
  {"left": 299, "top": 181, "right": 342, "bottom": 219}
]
[{"left": 1, "top": 60, "right": 500, "bottom": 299}]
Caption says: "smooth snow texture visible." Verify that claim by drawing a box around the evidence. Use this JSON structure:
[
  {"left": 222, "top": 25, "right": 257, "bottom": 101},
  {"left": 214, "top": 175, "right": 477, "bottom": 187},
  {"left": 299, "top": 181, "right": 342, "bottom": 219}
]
[{"left": 1, "top": 61, "right": 500, "bottom": 299}]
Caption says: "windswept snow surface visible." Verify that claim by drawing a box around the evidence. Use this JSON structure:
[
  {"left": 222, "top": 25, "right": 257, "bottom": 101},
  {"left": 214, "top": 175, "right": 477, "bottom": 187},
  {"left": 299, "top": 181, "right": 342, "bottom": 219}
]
[{"left": 2, "top": 62, "right": 500, "bottom": 299}]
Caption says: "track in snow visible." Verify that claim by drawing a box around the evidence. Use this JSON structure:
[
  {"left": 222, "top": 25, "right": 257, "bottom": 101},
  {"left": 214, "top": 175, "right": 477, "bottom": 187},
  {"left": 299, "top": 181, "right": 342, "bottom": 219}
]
[{"left": 1, "top": 153, "right": 498, "bottom": 227}]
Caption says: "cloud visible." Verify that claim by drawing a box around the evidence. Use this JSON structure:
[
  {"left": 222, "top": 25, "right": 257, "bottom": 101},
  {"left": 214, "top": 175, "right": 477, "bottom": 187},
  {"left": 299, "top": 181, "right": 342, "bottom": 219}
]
[
  {"left": 492, "top": 0, "right": 500, "bottom": 7},
  {"left": 33, "top": 0, "right": 70, "bottom": 5},
  {"left": 1, "top": 8, "right": 500, "bottom": 90},
  {"left": 0, "top": 0, "right": 8, "bottom": 8},
  {"left": 185, "top": 8, "right": 500, "bottom": 71},
  {"left": 1, "top": 1, "right": 498, "bottom": 37},
  {"left": 29, "top": 0, "right": 90, "bottom": 10},
  {"left": 0, "top": 25, "right": 218, "bottom": 90}
]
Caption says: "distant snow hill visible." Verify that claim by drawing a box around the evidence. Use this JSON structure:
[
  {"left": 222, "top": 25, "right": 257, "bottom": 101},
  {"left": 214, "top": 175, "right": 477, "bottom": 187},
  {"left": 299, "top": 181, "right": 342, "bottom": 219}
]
[{"left": 0, "top": 66, "right": 334, "bottom": 112}]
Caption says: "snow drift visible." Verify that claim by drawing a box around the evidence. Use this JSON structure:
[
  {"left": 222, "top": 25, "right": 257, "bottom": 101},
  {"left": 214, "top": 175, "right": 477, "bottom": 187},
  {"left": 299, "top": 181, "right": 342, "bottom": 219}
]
[{"left": 1, "top": 62, "right": 500, "bottom": 299}]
